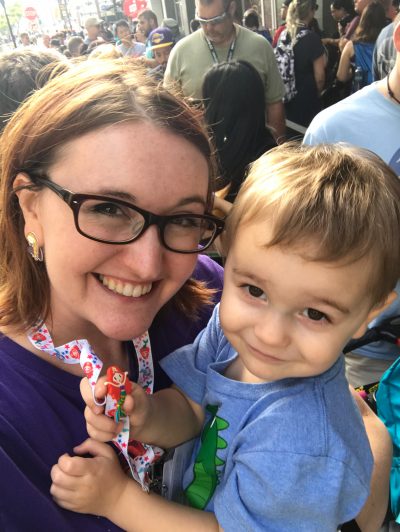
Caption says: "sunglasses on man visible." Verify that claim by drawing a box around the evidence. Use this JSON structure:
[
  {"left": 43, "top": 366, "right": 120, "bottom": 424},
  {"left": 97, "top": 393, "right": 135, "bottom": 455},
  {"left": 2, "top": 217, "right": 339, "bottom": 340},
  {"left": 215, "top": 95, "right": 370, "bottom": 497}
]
[{"left": 195, "top": 2, "right": 231, "bottom": 25}]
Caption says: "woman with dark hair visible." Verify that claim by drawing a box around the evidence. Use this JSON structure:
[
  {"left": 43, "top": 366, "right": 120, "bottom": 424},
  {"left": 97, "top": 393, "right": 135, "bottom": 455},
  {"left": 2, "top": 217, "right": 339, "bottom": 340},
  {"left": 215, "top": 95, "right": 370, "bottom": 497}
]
[
  {"left": 325, "top": 0, "right": 357, "bottom": 43},
  {"left": 202, "top": 60, "right": 276, "bottom": 203},
  {"left": 337, "top": 0, "right": 387, "bottom": 91},
  {"left": 0, "top": 48, "right": 67, "bottom": 130},
  {"left": 320, "top": 0, "right": 357, "bottom": 107}
]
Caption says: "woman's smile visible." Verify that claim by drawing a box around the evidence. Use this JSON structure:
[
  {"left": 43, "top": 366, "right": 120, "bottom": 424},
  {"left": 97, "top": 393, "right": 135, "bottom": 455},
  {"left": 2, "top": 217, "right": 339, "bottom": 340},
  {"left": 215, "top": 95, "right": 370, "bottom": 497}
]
[{"left": 98, "top": 274, "right": 153, "bottom": 298}]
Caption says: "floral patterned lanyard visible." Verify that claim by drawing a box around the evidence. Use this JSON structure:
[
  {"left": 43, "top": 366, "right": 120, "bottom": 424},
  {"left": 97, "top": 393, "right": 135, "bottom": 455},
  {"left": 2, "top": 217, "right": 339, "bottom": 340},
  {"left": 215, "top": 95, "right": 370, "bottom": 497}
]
[{"left": 28, "top": 324, "right": 163, "bottom": 491}]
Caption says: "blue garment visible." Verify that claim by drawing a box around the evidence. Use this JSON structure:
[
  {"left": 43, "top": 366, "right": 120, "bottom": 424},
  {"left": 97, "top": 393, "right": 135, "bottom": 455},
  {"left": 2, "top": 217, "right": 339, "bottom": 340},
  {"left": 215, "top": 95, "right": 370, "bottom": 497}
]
[
  {"left": 116, "top": 41, "right": 146, "bottom": 57},
  {"left": 304, "top": 83, "right": 400, "bottom": 173},
  {"left": 255, "top": 28, "right": 272, "bottom": 43},
  {"left": 352, "top": 42, "right": 374, "bottom": 92},
  {"left": 145, "top": 36, "right": 153, "bottom": 59},
  {"left": 305, "top": 89, "right": 400, "bottom": 361},
  {"left": 160, "top": 305, "right": 373, "bottom": 531},
  {"left": 377, "top": 358, "right": 400, "bottom": 523},
  {"left": 373, "top": 22, "right": 395, "bottom": 80}
]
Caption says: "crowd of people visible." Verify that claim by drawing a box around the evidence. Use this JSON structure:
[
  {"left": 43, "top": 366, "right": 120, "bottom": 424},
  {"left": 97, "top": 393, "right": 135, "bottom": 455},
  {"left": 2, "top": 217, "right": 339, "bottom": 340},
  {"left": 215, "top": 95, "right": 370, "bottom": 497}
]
[{"left": 1, "top": 0, "right": 400, "bottom": 530}]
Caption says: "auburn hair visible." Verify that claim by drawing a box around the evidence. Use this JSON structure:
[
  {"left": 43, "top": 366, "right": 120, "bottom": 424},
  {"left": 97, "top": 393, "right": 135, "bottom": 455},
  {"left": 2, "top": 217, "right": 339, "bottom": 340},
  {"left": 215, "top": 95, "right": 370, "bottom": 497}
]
[{"left": 0, "top": 58, "right": 218, "bottom": 333}]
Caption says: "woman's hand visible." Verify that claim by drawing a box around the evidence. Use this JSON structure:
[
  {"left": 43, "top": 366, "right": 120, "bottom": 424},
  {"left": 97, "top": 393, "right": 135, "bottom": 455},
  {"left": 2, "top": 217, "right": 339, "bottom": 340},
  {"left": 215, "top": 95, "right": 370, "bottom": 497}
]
[{"left": 50, "top": 439, "right": 129, "bottom": 517}]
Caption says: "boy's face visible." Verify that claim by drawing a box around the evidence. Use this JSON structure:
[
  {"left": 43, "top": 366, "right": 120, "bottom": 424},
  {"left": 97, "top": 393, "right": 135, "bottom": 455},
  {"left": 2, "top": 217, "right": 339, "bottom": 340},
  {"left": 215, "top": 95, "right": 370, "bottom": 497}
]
[
  {"left": 117, "top": 25, "right": 131, "bottom": 46},
  {"left": 220, "top": 221, "right": 376, "bottom": 383},
  {"left": 154, "top": 45, "right": 172, "bottom": 66}
]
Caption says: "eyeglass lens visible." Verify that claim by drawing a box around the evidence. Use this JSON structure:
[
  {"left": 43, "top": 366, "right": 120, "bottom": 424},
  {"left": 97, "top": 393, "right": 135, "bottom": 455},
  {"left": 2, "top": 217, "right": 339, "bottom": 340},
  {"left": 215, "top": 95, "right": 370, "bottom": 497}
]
[{"left": 77, "top": 198, "right": 217, "bottom": 251}]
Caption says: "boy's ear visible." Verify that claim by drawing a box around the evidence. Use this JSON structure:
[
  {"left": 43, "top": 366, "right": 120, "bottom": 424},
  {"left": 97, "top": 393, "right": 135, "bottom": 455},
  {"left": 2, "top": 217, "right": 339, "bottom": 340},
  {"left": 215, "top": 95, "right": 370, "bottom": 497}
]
[{"left": 352, "top": 291, "right": 398, "bottom": 339}]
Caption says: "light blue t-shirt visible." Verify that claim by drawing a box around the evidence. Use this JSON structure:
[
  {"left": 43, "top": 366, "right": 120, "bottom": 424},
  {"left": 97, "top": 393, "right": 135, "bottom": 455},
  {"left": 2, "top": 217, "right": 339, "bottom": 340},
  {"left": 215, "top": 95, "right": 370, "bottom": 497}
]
[
  {"left": 304, "top": 83, "right": 400, "bottom": 174},
  {"left": 116, "top": 41, "right": 146, "bottom": 57},
  {"left": 304, "top": 86, "right": 400, "bottom": 360},
  {"left": 160, "top": 305, "right": 373, "bottom": 531}
]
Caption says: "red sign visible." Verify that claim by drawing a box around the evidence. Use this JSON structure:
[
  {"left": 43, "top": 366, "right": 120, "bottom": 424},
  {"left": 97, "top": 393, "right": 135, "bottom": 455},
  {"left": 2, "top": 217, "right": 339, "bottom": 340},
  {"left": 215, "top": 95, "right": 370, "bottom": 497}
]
[
  {"left": 24, "top": 6, "right": 38, "bottom": 21},
  {"left": 123, "top": 0, "right": 147, "bottom": 19}
]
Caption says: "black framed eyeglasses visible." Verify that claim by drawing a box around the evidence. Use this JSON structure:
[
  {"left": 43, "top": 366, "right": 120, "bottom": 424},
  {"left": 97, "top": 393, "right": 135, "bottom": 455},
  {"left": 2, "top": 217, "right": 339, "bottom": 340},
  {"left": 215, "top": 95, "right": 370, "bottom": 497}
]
[{"left": 30, "top": 177, "right": 225, "bottom": 254}]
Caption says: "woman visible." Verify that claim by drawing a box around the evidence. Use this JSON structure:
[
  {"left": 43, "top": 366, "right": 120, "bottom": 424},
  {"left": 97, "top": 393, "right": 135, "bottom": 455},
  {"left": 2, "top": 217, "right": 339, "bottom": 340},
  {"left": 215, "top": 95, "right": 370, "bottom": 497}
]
[
  {"left": 337, "top": 0, "right": 386, "bottom": 91},
  {"left": 283, "top": 0, "right": 326, "bottom": 128},
  {"left": 320, "top": 0, "right": 356, "bottom": 107},
  {"left": 272, "top": 0, "right": 292, "bottom": 47},
  {"left": 202, "top": 60, "right": 276, "bottom": 203},
  {"left": 324, "top": 0, "right": 357, "bottom": 46},
  {"left": 0, "top": 58, "right": 224, "bottom": 531},
  {"left": 0, "top": 58, "right": 391, "bottom": 532}
]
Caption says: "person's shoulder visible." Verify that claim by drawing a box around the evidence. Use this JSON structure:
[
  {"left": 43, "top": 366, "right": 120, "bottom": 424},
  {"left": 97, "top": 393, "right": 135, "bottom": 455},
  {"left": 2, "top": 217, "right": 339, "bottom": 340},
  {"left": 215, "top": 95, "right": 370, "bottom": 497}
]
[
  {"left": 378, "top": 21, "right": 394, "bottom": 44},
  {"left": 171, "top": 30, "right": 201, "bottom": 53},
  {"left": 304, "top": 104, "right": 344, "bottom": 144},
  {"left": 237, "top": 24, "right": 272, "bottom": 49},
  {"left": 236, "top": 376, "right": 331, "bottom": 456},
  {"left": 295, "top": 29, "right": 322, "bottom": 51},
  {"left": 304, "top": 85, "right": 379, "bottom": 144},
  {"left": 302, "top": 29, "right": 322, "bottom": 43}
]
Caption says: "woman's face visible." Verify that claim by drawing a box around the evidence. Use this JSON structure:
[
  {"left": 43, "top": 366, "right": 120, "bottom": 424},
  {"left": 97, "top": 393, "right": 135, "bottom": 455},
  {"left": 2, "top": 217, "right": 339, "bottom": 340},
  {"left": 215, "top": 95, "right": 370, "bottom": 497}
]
[
  {"left": 20, "top": 121, "right": 209, "bottom": 343},
  {"left": 330, "top": 4, "right": 346, "bottom": 20}
]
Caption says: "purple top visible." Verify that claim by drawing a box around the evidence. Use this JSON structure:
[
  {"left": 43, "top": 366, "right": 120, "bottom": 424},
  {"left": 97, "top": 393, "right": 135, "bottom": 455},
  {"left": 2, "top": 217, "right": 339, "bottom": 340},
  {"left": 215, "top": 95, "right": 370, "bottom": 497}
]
[{"left": 0, "top": 255, "right": 223, "bottom": 531}]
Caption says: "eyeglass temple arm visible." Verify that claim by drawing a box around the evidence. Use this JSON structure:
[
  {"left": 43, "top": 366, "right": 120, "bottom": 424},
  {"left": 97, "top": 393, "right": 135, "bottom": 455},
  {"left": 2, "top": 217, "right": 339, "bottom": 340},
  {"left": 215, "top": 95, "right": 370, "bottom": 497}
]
[{"left": 32, "top": 176, "right": 75, "bottom": 203}]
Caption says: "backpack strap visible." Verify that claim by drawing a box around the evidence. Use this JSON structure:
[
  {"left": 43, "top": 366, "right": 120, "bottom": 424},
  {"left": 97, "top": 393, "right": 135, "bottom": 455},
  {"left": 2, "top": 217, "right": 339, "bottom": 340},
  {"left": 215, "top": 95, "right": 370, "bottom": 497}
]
[
  {"left": 344, "top": 315, "right": 400, "bottom": 354},
  {"left": 292, "top": 27, "right": 311, "bottom": 46}
]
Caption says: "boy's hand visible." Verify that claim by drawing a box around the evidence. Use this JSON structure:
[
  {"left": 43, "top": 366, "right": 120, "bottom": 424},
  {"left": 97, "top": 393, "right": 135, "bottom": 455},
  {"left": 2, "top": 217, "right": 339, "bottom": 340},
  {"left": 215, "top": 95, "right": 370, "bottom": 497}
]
[
  {"left": 80, "top": 376, "right": 122, "bottom": 441},
  {"left": 50, "top": 439, "right": 129, "bottom": 517},
  {"left": 80, "top": 376, "right": 153, "bottom": 441}
]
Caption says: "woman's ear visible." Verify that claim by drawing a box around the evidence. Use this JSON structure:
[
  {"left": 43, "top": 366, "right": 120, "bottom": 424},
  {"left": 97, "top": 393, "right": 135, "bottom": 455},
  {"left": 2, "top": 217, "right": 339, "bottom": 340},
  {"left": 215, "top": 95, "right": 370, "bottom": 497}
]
[
  {"left": 13, "top": 173, "right": 43, "bottom": 240},
  {"left": 352, "top": 291, "right": 398, "bottom": 339}
]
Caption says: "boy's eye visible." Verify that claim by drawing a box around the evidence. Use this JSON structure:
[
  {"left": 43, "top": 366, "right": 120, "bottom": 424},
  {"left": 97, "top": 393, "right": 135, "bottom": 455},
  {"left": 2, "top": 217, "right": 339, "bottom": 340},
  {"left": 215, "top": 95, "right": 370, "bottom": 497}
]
[
  {"left": 246, "top": 285, "right": 266, "bottom": 299},
  {"left": 303, "top": 308, "right": 327, "bottom": 321}
]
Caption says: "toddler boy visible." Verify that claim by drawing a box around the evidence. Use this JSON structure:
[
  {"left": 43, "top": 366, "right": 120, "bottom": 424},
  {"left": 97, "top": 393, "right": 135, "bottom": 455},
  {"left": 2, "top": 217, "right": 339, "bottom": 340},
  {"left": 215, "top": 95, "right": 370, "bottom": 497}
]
[{"left": 51, "top": 143, "right": 400, "bottom": 531}]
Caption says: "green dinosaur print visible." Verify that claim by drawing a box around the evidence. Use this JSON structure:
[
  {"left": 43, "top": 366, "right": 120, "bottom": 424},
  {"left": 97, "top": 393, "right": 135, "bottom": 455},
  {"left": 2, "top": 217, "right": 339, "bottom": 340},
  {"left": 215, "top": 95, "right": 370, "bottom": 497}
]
[{"left": 185, "top": 404, "right": 229, "bottom": 510}]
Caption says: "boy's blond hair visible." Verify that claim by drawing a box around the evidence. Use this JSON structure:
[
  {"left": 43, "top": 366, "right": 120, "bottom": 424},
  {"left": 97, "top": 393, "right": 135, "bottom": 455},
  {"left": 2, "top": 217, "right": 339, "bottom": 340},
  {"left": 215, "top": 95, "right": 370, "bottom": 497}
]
[{"left": 224, "top": 142, "right": 400, "bottom": 306}]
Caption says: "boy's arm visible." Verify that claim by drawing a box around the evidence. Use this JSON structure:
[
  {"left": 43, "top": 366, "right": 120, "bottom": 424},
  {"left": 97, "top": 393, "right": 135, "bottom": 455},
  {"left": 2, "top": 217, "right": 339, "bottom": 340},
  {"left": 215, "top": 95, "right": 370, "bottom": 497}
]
[
  {"left": 82, "top": 377, "right": 204, "bottom": 449},
  {"left": 83, "top": 307, "right": 222, "bottom": 448},
  {"left": 109, "top": 473, "right": 221, "bottom": 532},
  {"left": 51, "top": 439, "right": 222, "bottom": 532},
  {"left": 128, "top": 385, "right": 205, "bottom": 448}
]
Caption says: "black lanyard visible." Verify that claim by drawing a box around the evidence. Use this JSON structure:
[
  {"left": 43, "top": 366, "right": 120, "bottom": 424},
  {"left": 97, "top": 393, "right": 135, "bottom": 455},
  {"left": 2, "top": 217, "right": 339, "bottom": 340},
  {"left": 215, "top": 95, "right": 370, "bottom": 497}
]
[{"left": 204, "top": 34, "right": 236, "bottom": 64}]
